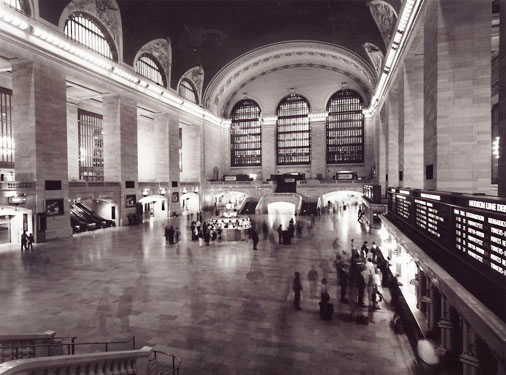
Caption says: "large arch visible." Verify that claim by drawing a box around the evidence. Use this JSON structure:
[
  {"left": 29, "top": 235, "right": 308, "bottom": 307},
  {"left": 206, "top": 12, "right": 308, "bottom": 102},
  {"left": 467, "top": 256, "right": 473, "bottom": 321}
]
[
  {"left": 204, "top": 40, "right": 377, "bottom": 117},
  {"left": 58, "top": 0, "right": 123, "bottom": 63}
]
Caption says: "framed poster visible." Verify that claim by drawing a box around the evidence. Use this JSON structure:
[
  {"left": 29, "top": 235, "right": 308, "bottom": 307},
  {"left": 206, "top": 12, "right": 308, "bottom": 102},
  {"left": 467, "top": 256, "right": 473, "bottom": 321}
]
[
  {"left": 46, "top": 199, "right": 64, "bottom": 216},
  {"left": 125, "top": 194, "right": 137, "bottom": 208},
  {"left": 172, "top": 192, "right": 179, "bottom": 203}
]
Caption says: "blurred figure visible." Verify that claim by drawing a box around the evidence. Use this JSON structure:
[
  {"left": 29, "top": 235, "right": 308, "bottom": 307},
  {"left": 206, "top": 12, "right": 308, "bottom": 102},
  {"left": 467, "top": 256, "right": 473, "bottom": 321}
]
[
  {"left": 293, "top": 272, "right": 303, "bottom": 310},
  {"left": 307, "top": 266, "right": 319, "bottom": 298}
]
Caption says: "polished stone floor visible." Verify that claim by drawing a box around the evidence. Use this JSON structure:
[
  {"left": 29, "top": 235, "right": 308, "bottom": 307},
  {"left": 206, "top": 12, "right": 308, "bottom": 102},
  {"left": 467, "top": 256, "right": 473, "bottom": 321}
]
[{"left": 0, "top": 206, "right": 416, "bottom": 375}]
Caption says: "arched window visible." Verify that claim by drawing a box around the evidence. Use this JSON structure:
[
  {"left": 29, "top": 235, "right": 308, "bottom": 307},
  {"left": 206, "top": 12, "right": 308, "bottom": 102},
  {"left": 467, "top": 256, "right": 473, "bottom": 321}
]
[
  {"left": 326, "top": 89, "right": 364, "bottom": 164},
  {"left": 0, "top": 87, "right": 14, "bottom": 168},
  {"left": 2, "top": 0, "right": 30, "bottom": 15},
  {"left": 135, "top": 54, "right": 166, "bottom": 87},
  {"left": 64, "top": 13, "right": 116, "bottom": 61},
  {"left": 276, "top": 94, "right": 311, "bottom": 165},
  {"left": 231, "top": 100, "right": 261, "bottom": 167},
  {"left": 178, "top": 79, "right": 198, "bottom": 104}
]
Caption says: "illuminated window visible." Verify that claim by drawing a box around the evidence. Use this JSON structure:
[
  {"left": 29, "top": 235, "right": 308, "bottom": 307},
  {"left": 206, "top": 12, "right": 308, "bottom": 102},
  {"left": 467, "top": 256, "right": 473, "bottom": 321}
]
[
  {"left": 64, "top": 13, "right": 116, "bottom": 61},
  {"left": 136, "top": 54, "right": 165, "bottom": 87},
  {"left": 178, "top": 79, "right": 198, "bottom": 104},
  {"left": 231, "top": 100, "right": 261, "bottom": 167},
  {"left": 276, "top": 94, "right": 311, "bottom": 165},
  {"left": 0, "top": 87, "right": 14, "bottom": 168},
  {"left": 326, "top": 89, "right": 364, "bottom": 164},
  {"left": 78, "top": 109, "right": 104, "bottom": 181},
  {"left": 2, "top": 0, "right": 30, "bottom": 15}
]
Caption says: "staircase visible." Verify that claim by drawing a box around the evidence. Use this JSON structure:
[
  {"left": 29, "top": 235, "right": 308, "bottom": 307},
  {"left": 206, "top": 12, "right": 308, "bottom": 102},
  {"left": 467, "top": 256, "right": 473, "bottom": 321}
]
[
  {"left": 300, "top": 200, "right": 318, "bottom": 215},
  {"left": 240, "top": 200, "right": 258, "bottom": 215}
]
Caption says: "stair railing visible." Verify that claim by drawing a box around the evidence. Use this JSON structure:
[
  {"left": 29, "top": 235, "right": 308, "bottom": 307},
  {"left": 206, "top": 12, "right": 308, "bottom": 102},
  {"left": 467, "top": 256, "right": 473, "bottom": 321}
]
[
  {"left": 151, "top": 350, "right": 180, "bottom": 375},
  {"left": 4, "top": 336, "right": 135, "bottom": 360}
]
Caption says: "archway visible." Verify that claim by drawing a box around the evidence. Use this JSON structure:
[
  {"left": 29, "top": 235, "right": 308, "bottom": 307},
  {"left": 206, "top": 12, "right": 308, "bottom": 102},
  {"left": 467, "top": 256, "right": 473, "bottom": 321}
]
[
  {"left": 180, "top": 192, "right": 200, "bottom": 213},
  {"left": 139, "top": 195, "right": 168, "bottom": 220},
  {"left": 319, "top": 190, "right": 363, "bottom": 212},
  {"left": 0, "top": 206, "right": 33, "bottom": 245},
  {"left": 267, "top": 202, "right": 296, "bottom": 229}
]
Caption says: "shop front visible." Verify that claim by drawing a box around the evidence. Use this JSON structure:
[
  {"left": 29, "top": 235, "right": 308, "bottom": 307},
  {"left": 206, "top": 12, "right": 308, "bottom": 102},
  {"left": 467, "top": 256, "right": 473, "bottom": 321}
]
[{"left": 0, "top": 206, "right": 33, "bottom": 245}]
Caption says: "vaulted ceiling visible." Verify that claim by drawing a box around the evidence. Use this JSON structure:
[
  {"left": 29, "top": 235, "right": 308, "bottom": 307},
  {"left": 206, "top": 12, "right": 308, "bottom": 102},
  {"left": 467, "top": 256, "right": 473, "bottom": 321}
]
[{"left": 39, "top": 0, "right": 399, "bottom": 92}]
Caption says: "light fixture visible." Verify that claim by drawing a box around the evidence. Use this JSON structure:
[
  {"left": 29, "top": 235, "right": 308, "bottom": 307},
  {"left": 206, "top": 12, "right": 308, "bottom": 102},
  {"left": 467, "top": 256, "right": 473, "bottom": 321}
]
[{"left": 493, "top": 136, "right": 500, "bottom": 159}]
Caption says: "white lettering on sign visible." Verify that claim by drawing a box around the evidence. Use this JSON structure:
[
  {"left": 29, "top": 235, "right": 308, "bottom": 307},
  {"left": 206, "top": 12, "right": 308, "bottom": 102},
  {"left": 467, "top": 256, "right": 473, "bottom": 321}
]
[
  {"left": 467, "top": 235, "right": 483, "bottom": 246},
  {"left": 415, "top": 199, "right": 426, "bottom": 205},
  {"left": 491, "top": 245, "right": 504, "bottom": 256},
  {"left": 467, "top": 220, "right": 483, "bottom": 230},
  {"left": 491, "top": 253, "right": 502, "bottom": 263},
  {"left": 420, "top": 193, "right": 441, "bottom": 201},
  {"left": 399, "top": 190, "right": 410, "bottom": 195},
  {"left": 491, "top": 236, "right": 502, "bottom": 245},
  {"left": 491, "top": 263, "right": 504, "bottom": 275},
  {"left": 468, "top": 251, "right": 484, "bottom": 263},
  {"left": 465, "top": 212, "right": 484, "bottom": 221},
  {"left": 491, "top": 227, "right": 504, "bottom": 236},
  {"left": 488, "top": 217, "right": 506, "bottom": 228},
  {"left": 469, "top": 200, "right": 506, "bottom": 213}
]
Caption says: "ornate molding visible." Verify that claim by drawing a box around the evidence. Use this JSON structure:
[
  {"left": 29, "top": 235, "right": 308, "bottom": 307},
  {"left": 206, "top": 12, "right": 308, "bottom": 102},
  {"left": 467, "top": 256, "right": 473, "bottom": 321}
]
[
  {"left": 362, "top": 42, "right": 384, "bottom": 78},
  {"left": 367, "top": 0, "right": 398, "bottom": 48},
  {"left": 204, "top": 40, "right": 376, "bottom": 116},
  {"left": 134, "top": 38, "right": 172, "bottom": 88}
]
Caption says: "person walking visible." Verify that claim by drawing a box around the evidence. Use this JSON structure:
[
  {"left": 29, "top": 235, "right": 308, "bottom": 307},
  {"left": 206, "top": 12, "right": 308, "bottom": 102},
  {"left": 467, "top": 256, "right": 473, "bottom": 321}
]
[
  {"left": 360, "top": 241, "right": 369, "bottom": 259},
  {"left": 167, "top": 226, "right": 175, "bottom": 244},
  {"left": 307, "top": 266, "right": 319, "bottom": 298},
  {"left": 365, "top": 258, "right": 376, "bottom": 307},
  {"left": 250, "top": 228, "right": 259, "bottom": 250},
  {"left": 293, "top": 272, "right": 303, "bottom": 310},
  {"left": 27, "top": 233, "right": 34, "bottom": 250},
  {"left": 288, "top": 219, "right": 295, "bottom": 239},
  {"left": 20, "top": 230, "right": 28, "bottom": 251},
  {"left": 277, "top": 224, "right": 283, "bottom": 244},
  {"left": 174, "top": 227, "right": 180, "bottom": 244},
  {"left": 337, "top": 254, "right": 350, "bottom": 303}
]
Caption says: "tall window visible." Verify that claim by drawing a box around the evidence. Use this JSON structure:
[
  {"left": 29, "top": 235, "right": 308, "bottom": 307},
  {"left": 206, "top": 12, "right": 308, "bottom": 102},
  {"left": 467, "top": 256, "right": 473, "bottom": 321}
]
[
  {"left": 326, "top": 89, "right": 364, "bottom": 164},
  {"left": 2, "top": 0, "right": 30, "bottom": 15},
  {"left": 492, "top": 104, "right": 499, "bottom": 184},
  {"left": 0, "top": 87, "right": 14, "bottom": 168},
  {"left": 230, "top": 100, "right": 261, "bottom": 167},
  {"left": 276, "top": 94, "right": 311, "bottom": 165},
  {"left": 64, "top": 13, "right": 116, "bottom": 61},
  {"left": 78, "top": 109, "right": 104, "bottom": 181},
  {"left": 178, "top": 79, "right": 198, "bottom": 104},
  {"left": 136, "top": 54, "right": 165, "bottom": 87}
]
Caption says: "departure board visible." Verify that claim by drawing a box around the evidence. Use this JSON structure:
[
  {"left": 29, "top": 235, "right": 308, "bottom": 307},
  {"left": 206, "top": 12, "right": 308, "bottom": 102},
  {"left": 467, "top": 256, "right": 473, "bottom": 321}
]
[{"left": 387, "top": 188, "right": 506, "bottom": 281}]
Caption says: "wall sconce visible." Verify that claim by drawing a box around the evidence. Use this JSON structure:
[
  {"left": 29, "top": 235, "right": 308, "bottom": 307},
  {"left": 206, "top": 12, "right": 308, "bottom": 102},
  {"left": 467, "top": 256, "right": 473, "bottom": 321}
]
[
  {"left": 142, "top": 189, "right": 150, "bottom": 197},
  {"left": 160, "top": 188, "right": 167, "bottom": 196}
]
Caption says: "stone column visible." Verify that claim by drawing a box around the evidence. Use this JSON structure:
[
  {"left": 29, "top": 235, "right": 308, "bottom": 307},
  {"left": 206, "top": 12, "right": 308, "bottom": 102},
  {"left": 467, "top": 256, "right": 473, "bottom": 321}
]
[
  {"left": 397, "top": 73, "right": 405, "bottom": 187},
  {"left": 310, "top": 117, "right": 326, "bottom": 179},
  {"left": 498, "top": 0, "right": 506, "bottom": 196},
  {"left": 103, "top": 94, "right": 138, "bottom": 225},
  {"left": 424, "top": 0, "right": 491, "bottom": 193},
  {"left": 261, "top": 121, "right": 276, "bottom": 180},
  {"left": 387, "top": 91, "right": 399, "bottom": 187},
  {"left": 11, "top": 59, "right": 72, "bottom": 241},
  {"left": 364, "top": 116, "right": 375, "bottom": 182},
  {"left": 377, "top": 107, "right": 388, "bottom": 193},
  {"left": 403, "top": 24, "right": 424, "bottom": 189},
  {"left": 180, "top": 124, "right": 201, "bottom": 182},
  {"left": 438, "top": 295, "right": 453, "bottom": 356},
  {"left": 167, "top": 111, "right": 181, "bottom": 215},
  {"left": 66, "top": 102, "right": 79, "bottom": 181}
]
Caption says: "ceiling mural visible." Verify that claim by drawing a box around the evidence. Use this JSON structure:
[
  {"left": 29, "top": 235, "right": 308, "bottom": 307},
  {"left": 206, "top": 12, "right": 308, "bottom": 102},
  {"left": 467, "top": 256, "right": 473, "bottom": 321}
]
[
  {"left": 367, "top": 0, "right": 398, "bottom": 48},
  {"left": 363, "top": 42, "right": 385, "bottom": 78}
]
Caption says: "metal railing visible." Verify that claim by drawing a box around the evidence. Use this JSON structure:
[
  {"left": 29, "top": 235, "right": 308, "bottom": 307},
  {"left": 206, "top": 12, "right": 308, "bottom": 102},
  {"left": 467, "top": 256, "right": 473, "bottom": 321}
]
[
  {"left": 152, "top": 350, "right": 181, "bottom": 375},
  {"left": 4, "top": 336, "right": 136, "bottom": 360}
]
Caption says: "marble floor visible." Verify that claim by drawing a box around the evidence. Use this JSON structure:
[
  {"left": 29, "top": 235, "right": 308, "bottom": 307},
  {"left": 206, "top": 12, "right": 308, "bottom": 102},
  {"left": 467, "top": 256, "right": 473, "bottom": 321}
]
[{"left": 0, "top": 206, "right": 416, "bottom": 375}]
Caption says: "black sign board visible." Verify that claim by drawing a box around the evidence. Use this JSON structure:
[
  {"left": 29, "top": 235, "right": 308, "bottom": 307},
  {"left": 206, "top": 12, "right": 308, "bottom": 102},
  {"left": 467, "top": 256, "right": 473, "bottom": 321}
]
[{"left": 387, "top": 188, "right": 506, "bottom": 280}]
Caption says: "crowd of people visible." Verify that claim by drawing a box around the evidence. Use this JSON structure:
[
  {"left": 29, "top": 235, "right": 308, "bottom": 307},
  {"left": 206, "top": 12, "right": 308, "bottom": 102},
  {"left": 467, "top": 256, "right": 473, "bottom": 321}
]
[{"left": 294, "top": 239, "right": 391, "bottom": 324}]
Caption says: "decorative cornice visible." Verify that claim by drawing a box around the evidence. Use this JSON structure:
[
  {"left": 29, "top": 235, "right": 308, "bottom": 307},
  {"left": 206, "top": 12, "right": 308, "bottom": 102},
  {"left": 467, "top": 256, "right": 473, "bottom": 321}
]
[{"left": 204, "top": 40, "right": 377, "bottom": 116}]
